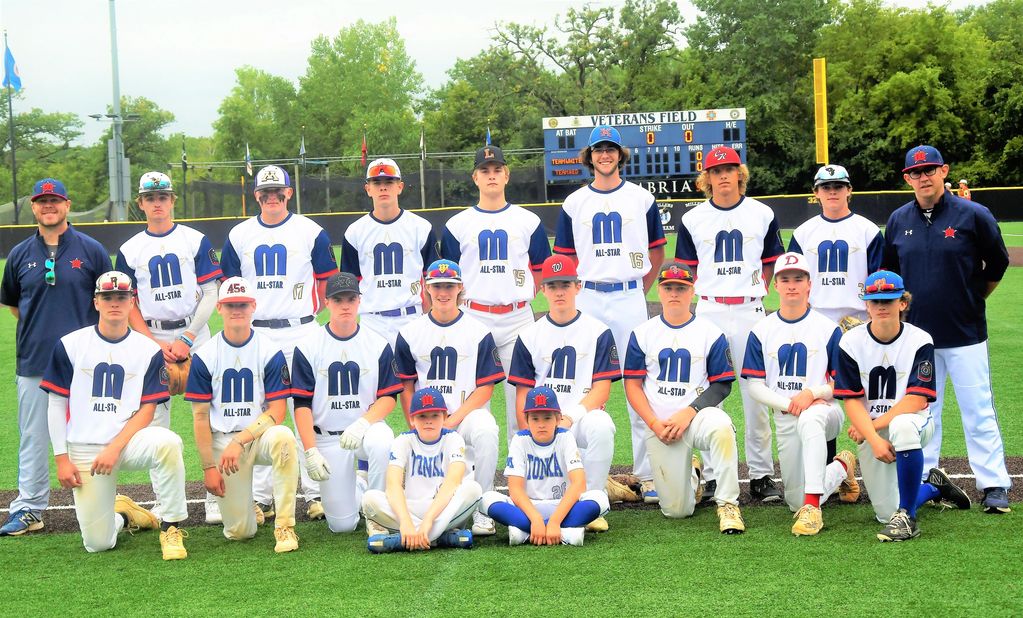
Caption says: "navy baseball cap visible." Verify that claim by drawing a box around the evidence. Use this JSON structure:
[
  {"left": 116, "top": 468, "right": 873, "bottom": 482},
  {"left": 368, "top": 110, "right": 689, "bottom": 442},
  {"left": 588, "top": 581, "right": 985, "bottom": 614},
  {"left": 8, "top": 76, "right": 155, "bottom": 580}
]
[
  {"left": 410, "top": 387, "right": 448, "bottom": 416},
  {"left": 425, "top": 259, "right": 462, "bottom": 284},
  {"left": 31, "top": 178, "right": 69, "bottom": 201},
  {"left": 524, "top": 386, "right": 561, "bottom": 414},
  {"left": 657, "top": 262, "right": 695, "bottom": 286},
  {"left": 473, "top": 146, "right": 506, "bottom": 170},
  {"left": 903, "top": 145, "right": 944, "bottom": 172},
  {"left": 325, "top": 272, "right": 360, "bottom": 298},
  {"left": 860, "top": 270, "right": 905, "bottom": 300},
  {"left": 254, "top": 165, "right": 291, "bottom": 190},
  {"left": 588, "top": 125, "right": 622, "bottom": 148}
]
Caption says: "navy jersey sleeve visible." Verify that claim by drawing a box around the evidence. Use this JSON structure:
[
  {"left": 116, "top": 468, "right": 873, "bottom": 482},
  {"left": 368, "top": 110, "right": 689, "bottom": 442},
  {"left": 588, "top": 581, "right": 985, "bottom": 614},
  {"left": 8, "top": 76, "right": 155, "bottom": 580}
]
[
  {"left": 646, "top": 202, "right": 667, "bottom": 249},
  {"left": 220, "top": 239, "right": 241, "bottom": 278},
  {"left": 195, "top": 236, "right": 223, "bottom": 283},
  {"left": 906, "top": 343, "right": 937, "bottom": 401},
  {"left": 263, "top": 351, "right": 291, "bottom": 401},
  {"left": 40, "top": 340, "right": 73, "bottom": 397},
  {"left": 552, "top": 210, "right": 576, "bottom": 255},
  {"left": 825, "top": 327, "right": 842, "bottom": 379},
  {"left": 114, "top": 250, "right": 136, "bottom": 287},
  {"left": 184, "top": 354, "right": 214, "bottom": 402},
  {"left": 376, "top": 345, "right": 403, "bottom": 397},
  {"left": 740, "top": 332, "right": 766, "bottom": 379},
  {"left": 787, "top": 235, "right": 803, "bottom": 254},
  {"left": 290, "top": 347, "right": 316, "bottom": 398},
  {"left": 439, "top": 227, "right": 461, "bottom": 263},
  {"left": 421, "top": 229, "right": 439, "bottom": 271},
  {"left": 623, "top": 332, "right": 647, "bottom": 379},
  {"left": 140, "top": 350, "right": 170, "bottom": 405},
  {"left": 761, "top": 217, "right": 784, "bottom": 263},
  {"left": 475, "top": 333, "right": 505, "bottom": 386},
  {"left": 592, "top": 329, "right": 622, "bottom": 382},
  {"left": 866, "top": 231, "right": 884, "bottom": 274},
  {"left": 674, "top": 225, "right": 698, "bottom": 265},
  {"left": 0, "top": 248, "right": 21, "bottom": 307},
  {"left": 833, "top": 346, "right": 864, "bottom": 399},
  {"left": 507, "top": 337, "right": 536, "bottom": 387},
  {"left": 975, "top": 208, "right": 1009, "bottom": 281},
  {"left": 393, "top": 333, "right": 418, "bottom": 380},
  {"left": 527, "top": 223, "right": 552, "bottom": 270},
  {"left": 707, "top": 334, "right": 736, "bottom": 382},
  {"left": 339, "top": 235, "right": 362, "bottom": 279},
  {"left": 311, "top": 230, "right": 339, "bottom": 279}
]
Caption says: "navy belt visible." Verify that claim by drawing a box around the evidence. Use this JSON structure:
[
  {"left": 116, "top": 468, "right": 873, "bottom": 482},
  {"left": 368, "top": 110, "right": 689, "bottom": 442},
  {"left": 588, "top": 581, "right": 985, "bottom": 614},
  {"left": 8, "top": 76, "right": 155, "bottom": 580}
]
[
  {"left": 373, "top": 305, "right": 418, "bottom": 318},
  {"left": 583, "top": 280, "right": 639, "bottom": 293},
  {"left": 145, "top": 318, "right": 188, "bottom": 330},
  {"left": 313, "top": 425, "right": 344, "bottom": 436},
  {"left": 252, "top": 315, "right": 315, "bottom": 329}
]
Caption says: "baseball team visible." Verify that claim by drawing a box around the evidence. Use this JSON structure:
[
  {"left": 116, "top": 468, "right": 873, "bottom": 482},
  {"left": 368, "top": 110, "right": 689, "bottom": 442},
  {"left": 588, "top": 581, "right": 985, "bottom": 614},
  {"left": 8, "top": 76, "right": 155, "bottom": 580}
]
[{"left": 0, "top": 127, "right": 1012, "bottom": 560}]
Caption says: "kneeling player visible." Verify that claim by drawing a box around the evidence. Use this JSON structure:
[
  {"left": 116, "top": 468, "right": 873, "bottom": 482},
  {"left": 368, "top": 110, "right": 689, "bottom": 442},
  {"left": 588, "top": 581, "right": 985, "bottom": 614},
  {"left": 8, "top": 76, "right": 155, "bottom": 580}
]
[
  {"left": 742, "top": 253, "right": 859, "bottom": 536},
  {"left": 624, "top": 264, "right": 745, "bottom": 534},
  {"left": 480, "top": 386, "right": 610, "bottom": 546},
  {"left": 42, "top": 271, "right": 188, "bottom": 560},
  {"left": 834, "top": 271, "right": 971, "bottom": 542},
  {"left": 361, "top": 387, "right": 482, "bottom": 552},
  {"left": 185, "top": 277, "right": 301, "bottom": 553},
  {"left": 291, "top": 272, "right": 400, "bottom": 533}
]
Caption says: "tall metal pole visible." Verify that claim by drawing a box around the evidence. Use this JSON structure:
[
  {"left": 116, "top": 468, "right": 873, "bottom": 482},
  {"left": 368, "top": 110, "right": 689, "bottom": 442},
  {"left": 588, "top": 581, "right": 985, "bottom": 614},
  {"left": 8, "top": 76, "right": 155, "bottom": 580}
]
[
  {"left": 5, "top": 31, "right": 19, "bottom": 224},
  {"left": 108, "top": 0, "right": 126, "bottom": 221}
]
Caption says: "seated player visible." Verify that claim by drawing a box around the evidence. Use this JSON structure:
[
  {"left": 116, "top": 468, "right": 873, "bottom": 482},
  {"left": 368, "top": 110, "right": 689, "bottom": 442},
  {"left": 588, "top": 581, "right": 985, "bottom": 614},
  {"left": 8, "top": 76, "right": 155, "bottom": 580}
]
[
  {"left": 185, "top": 277, "right": 301, "bottom": 553},
  {"left": 480, "top": 386, "right": 610, "bottom": 546},
  {"left": 834, "top": 271, "right": 971, "bottom": 542},
  {"left": 361, "top": 387, "right": 483, "bottom": 553},
  {"left": 623, "top": 263, "right": 745, "bottom": 534},
  {"left": 41, "top": 271, "right": 188, "bottom": 560},
  {"left": 508, "top": 255, "right": 618, "bottom": 532},
  {"left": 742, "top": 252, "right": 860, "bottom": 537}
]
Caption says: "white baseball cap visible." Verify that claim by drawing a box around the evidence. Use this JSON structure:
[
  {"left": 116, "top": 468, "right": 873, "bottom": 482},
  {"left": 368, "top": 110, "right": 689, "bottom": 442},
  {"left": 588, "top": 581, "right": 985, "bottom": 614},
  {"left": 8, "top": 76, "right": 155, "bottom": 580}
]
[
  {"left": 366, "top": 158, "right": 401, "bottom": 180},
  {"left": 95, "top": 270, "right": 134, "bottom": 294},
  {"left": 773, "top": 252, "right": 811, "bottom": 277},
  {"left": 813, "top": 164, "right": 851, "bottom": 187},
  {"left": 218, "top": 277, "right": 256, "bottom": 303},
  {"left": 138, "top": 171, "right": 174, "bottom": 195},
  {"left": 254, "top": 165, "right": 291, "bottom": 190}
]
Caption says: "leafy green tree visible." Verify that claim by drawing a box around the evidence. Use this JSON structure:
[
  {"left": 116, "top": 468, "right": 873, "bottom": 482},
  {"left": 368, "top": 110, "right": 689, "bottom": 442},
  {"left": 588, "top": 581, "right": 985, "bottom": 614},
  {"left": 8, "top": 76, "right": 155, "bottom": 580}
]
[{"left": 213, "top": 66, "right": 299, "bottom": 163}]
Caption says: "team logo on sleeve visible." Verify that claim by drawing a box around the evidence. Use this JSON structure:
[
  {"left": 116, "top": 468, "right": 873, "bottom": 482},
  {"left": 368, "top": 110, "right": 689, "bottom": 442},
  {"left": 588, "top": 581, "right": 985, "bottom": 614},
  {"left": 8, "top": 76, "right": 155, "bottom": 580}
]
[
  {"left": 160, "top": 365, "right": 170, "bottom": 386},
  {"left": 492, "top": 348, "right": 503, "bottom": 367},
  {"left": 281, "top": 364, "right": 292, "bottom": 386},
  {"left": 917, "top": 360, "right": 933, "bottom": 383},
  {"left": 209, "top": 248, "right": 220, "bottom": 265},
  {"left": 725, "top": 348, "right": 734, "bottom": 369},
  {"left": 609, "top": 344, "right": 619, "bottom": 365}
]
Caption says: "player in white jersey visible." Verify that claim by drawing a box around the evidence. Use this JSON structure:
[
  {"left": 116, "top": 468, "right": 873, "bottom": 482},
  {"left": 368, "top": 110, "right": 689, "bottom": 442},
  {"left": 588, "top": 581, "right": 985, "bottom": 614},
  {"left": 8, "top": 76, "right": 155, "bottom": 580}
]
[
  {"left": 341, "top": 158, "right": 438, "bottom": 348},
  {"left": 361, "top": 387, "right": 482, "bottom": 552},
  {"left": 624, "top": 263, "right": 745, "bottom": 534},
  {"left": 834, "top": 271, "right": 971, "bottom": 542},
  {"left": 41, "top": 271, "right": 188, "bottom": 560},
  {"left": 290, "top": 272, "right": 401, "bottom": 533},
  {"left": 508, "top": 254, "right": 618, "bottom": 533},
  {"left": 675, "top": 145, "right": 785, "bottom": 505},
  {"left": 788, "top": 165, "right": 884, "bottom": 323},
  {"left": 553, "top": 125, "right": 666, "bottom": 502},
  {"left": 221, "top": 165, "right": 339, "bottom": 520},
  {"left": 440, "top": 146, "right": 551, "bottom": 440},
  {"left": 185, "top": 277, "right": 300, "bottom": 553},
  {"left": 741, "top": 252, "right": 860, "bottom": 536},
  {"left": 480, "top": 386, "right": 610, "bottom": 546},
  {"left": 394, "top": 259, "right": 503, "bottom": 536}
]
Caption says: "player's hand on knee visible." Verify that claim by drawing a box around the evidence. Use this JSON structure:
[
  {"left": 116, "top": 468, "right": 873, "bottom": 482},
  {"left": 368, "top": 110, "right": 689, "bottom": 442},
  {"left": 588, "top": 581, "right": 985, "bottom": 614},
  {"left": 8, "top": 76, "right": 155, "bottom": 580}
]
[
  {"left": 530, "top": 518, "right": 547, "bottom": 545},
  {"left": 57, "top": 458, "right": 82, "bottom": 489},
  {"left": 869, "top": 437, "right": 896, "bottom": 463},
  {"left": 90, "top": 445, "right": 120, "bottom": 476},
  {"left": 788, "top": 389, "right": 816, "bottom": 415},
  {"left": 204, "top": 468, "right": 225, "bottom": 497},
  {"left": 304, "top": 447, "right": 331, "bottom": 481},
  {"left": 159, "top": 341, "right": 177, "bottom": 364},
  {"left": 339, "top": 417, "right": 371, "bottom": 450},
  {"left": 168, "top": 339, "right": 190, "bottom": 361},
  {"left": 545, "top": 522, "right": 562, "bottom": 545},
  {"left": 220, "top": 440, "right": 243, "bottom": 476}
]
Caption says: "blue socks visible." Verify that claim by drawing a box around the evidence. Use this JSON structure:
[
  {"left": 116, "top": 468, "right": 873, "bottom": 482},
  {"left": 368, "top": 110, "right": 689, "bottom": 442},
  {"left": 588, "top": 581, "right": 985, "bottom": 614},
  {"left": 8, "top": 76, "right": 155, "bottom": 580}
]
[{"left": 896, "top": 448, "right": 924, "bottom": 518}]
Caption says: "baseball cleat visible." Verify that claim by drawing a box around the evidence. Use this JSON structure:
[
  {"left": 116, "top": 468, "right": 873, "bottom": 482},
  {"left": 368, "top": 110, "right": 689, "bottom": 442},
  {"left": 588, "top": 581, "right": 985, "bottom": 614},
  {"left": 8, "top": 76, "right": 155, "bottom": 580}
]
[
  {"left": 115, "top": 495, "right": 159, "bottom": 530},
  {"left": 274, "top": 526, "right": 299, "bottom": 553},
  {"left": 435, "top": 528, "right": 473, "bottom": 549},
  {"left": 585, "top": 516, "right": 609, "bottom": 533},
  {"left": 640, "top": 480, "right": 659, "bottom": 504},
  {"left": 877, "top": 509, "right": 919, "bottom": 542},
  {"left": 605, "top": 476, "right": 641, "bottom": 503},
  {"left": 159, "top": 526, "right": 188, "bottom": 560},
  {"left": 835, "top": 450, "right": 860, "bottom": 503},
  {"left": 508, "top": 527, "right": 529, "bottom": 546},
  {"left": 471, "top": 511, "right": 496, "bottom": 536},
  {"left": 368, "top": 533, "right": 403, "bottom": 554},
  {"left": 926, "top": 468, "right": 971, "bottom": 510},
  {"left": 698, "top": 479, "right": 717, "bottom": 507},
  {"left": 366, "top": 518, "right": 389, "bottom": 537},
  {"left": 306, "top": 499, "right": 325, "bottom": 520},
  {"left": 205, "top": 494, "right": 222, "bottom": 525},
  {"left": 791, "top": 504, "right": 824, "bottom": 536},
  {"left": 982, "top": 487, "right": 1011, "bottom": 514},
  {"left": 717, "top": 503, "right": 746, "bottom": 534},
  {"left": 692, "top": 456, "right": 704, "bottom": 504},
  {"left": 0, "top": 509, "right": 44, "bottom": 536},
  {"left": 749, "top": 476, "right": 784, "bottom": 503},
  {"left": 560, "top": 527, "right": 584, "bottom": 547},
  {"left": 254, "top": 501, "right": 275, "bottom": 525}
]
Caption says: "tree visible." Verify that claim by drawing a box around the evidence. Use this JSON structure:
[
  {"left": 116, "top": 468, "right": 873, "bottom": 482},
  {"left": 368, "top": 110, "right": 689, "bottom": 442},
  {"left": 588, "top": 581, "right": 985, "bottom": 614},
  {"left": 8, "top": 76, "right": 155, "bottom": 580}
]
[{"left": 213, "top": 66, "right": 299, "bottom": 164}]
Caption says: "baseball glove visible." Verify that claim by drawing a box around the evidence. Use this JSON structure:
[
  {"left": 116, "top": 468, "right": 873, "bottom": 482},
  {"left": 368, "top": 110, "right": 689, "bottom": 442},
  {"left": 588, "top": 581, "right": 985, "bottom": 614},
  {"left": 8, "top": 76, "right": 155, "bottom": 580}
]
[
  {"left": 606, "top": 474, "right": 644, "bottom": 503},
  {"left": 839, "top": 315, "right": 865, "bottom": 333},
  {"left": 165, "top": 356, "right": 192, "bottom": 396}
]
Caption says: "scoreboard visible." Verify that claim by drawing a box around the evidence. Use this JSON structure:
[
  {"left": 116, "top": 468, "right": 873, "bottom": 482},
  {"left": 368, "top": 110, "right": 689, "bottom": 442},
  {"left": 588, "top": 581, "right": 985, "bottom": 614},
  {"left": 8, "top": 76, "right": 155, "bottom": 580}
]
[{"left": 542, "top": 109, "right": 747, "bottom": 184}]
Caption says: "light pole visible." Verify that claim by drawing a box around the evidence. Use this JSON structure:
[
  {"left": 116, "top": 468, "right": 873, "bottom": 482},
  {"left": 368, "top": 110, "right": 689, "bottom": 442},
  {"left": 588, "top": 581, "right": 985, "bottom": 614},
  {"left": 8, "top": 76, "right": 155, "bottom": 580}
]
[{"left": 89, "top": 112, "right": 138, "bottom": 221}]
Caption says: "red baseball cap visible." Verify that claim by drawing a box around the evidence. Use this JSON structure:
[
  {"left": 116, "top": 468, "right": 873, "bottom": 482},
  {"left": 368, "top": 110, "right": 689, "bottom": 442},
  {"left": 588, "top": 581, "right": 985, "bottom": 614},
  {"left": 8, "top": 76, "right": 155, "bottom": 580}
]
[
  {"left": 703, "top": 146, "right": 742, "bottom": 170},
  {"left": 540, "top": 255, "right": 578, "bottom": 284}
]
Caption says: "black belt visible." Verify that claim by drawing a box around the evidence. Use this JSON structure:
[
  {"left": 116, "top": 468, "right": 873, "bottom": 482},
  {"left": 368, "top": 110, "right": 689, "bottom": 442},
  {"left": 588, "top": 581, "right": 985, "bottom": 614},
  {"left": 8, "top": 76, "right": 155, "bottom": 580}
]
[
  {"left": 583, "top": 280, "right": 639, "bottom": 293},
  {"left": 145, "top": 318, "right": 188, "bottom": 330},
  {"left": 373, "top": 305, "right": 418, "bottom": 317},
  {"left": 313, "top": 425, "right": 343, "bottom": 436},
  {"left": 252, "top": 315, "right": 315, "bottom": 329}
]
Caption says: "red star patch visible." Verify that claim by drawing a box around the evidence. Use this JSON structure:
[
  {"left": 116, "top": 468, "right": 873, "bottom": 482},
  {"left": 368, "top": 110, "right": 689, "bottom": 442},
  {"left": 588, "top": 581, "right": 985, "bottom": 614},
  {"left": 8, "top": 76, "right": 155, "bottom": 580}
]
[
  {"left": 913, "top": 150, "right": 928, "bottom": 162},
  {"left": 42, "top": 181, "right": 55, "bottom": 192},
  {"left": 943, "top": 227, "right": 956, "bottom": 239},
  {"left": 70, "top": 258, "right": 83, "bottom": 269}
]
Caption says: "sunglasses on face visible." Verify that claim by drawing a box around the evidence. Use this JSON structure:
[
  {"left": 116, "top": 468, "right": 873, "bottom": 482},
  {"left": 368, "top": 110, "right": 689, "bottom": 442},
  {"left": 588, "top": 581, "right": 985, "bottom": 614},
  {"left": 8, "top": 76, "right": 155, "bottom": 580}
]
[
  {"left": 907, "top": 167, "right": 941, "bottom": 180},
  {"left": 44, "top": 258, "right": 56, "bottom": 286},
  {"left": 592, "top": 146, "right": 618, "bottom": 154}
]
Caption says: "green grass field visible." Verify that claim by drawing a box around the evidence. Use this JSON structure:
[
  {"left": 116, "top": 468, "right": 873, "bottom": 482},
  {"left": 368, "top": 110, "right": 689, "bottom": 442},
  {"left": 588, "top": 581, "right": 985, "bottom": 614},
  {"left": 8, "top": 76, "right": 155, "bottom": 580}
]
[{"left": 1, "top": 226, "right": 1022, "bottom": 616}]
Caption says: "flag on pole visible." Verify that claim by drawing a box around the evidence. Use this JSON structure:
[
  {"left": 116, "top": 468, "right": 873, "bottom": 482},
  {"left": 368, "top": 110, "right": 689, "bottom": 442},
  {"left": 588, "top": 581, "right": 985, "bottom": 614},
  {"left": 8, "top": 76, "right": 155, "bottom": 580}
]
[
  {"left": 419, "top": 126, "right": 426, "bottom": 162},
  {"left": 299, "top": 135, "right": 306, "bottom": 159},
  {"left": 360, "top": 132, "right": 367, "bottom": 166},
  {"left": 485, "top": 126, "right": 491, "bottom": 146},
  {"left": 3, "top": 44, "right": 22, "bottom": 92},
  {"left": 244, "top": 143, "right": 253, "bottom": 176}
]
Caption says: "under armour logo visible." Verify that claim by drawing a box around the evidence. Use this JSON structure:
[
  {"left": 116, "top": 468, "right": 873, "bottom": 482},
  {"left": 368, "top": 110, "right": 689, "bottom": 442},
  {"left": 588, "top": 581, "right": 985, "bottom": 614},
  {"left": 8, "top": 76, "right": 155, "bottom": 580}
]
[
  {"left": 905, "top": 230, "right": 913, "bottom": 236},
  {"left": 27, "top": 262, "right": 37, "bottom": 268}
]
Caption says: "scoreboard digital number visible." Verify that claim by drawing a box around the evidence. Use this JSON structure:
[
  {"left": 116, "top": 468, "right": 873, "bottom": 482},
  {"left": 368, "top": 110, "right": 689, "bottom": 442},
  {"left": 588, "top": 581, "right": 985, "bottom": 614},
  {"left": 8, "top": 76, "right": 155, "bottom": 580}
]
[{"left": 542, "top": 109, "right": 747, "bottom": 184}]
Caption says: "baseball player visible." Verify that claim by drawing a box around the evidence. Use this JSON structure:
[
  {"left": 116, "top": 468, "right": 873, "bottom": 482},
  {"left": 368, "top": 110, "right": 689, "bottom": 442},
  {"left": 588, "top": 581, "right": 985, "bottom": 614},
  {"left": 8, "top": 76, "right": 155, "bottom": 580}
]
[
  {"left": 340, "top": 158, "right": 438, "bottom": 348},
  {"left": 675, "top": 145, "right": 785, "bottom": 505},
  {"left": 553, "top": 125, "right": 666, "bottom": 503},
  {"left": 185, "top": 276, "right": 300, "bottom": 553},
  {"left": 741, "top": 252, "right": 859, "bottom": 536},
  {"left": 361, "top": 387, "right": 482, "bottom": 553},
  {"left": 0, "top": 178, "right": 111, "bottom": 537},
  {"left": 508, "top": 254, "right": 618, "bottom": 533},
  {"left": 393, "top": 259, "right": 503, "bottom": 536},
  {"left": 883, "top": 145, "right": 1011, "bottom": 513},
  {"left": 291, "top": 272, "right": 401, "bottom": 533},
  {"left": 440, "top": 145, "right": 551, "bottom": 442},
  {"left": 40, "top": 271, "right": 188, "bottom": 559},
  {"left": 623, "top": 263, "right": 745, "bottom": 534},
  {"left": 788, "top": 165, "right": 884, "bottom": 324},
  {"left": 221, "top": 164, "right": 339, "bottom": 520},
  {"left": 480, "top": 386, "right": 610, "bottom": 546},
  {"left": 958, "top": 179, "right": 972, "bottom": 201},
  {"left": 834, "top": 270, "right": 972, "bottom": 542}
]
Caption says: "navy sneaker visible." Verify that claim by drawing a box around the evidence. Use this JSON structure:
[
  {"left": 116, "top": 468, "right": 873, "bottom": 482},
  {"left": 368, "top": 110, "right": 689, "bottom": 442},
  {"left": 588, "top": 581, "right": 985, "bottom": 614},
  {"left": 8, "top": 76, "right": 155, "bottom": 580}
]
[
  {"left": 435, "top": 528, "right": 473, "bottom": 549},
  {"left": 699, "top": 480, "right": 717, "bottom": 507},
  {"left": 982, "top": 488, "right": 1011, "bottom": 514},
  {"left": 750, "top": 476, "right": 784, "bottom": 504},
  {"left": 0, "top": 509, "right": 44, "bottom": 536},
  {"left": 877, "top": 508, "right": 920, "bottom": 542},
  {"left": 367, "top": 533, "right": 403, "bottom": 554},
  {"left": 925, "top": 468, "right": 971, "bottom": 510}
]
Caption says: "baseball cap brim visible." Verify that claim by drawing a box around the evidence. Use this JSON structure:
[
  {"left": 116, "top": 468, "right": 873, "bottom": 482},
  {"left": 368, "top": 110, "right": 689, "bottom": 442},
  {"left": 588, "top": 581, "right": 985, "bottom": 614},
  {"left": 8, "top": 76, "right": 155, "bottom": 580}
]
[
  {"left": 219, "top": 295, "right": 255, "bottom": 303},
  {"left": 861, "top": 291, "right": 903, "bottom": 300},
  {"left": 542, "top": 274, "right": 579, "bottom": 284},
  {"left": 410, "top": 405, "right": 448, "bottom": 416},
  {"left": 902, "top": 162, "right": 944, "bottom": 173},
  {"left": 813, "top": 178, "right": 851, "bottom": 187},
  {"left": 31, "top": 191, "right": 67, "bottom": 201}
]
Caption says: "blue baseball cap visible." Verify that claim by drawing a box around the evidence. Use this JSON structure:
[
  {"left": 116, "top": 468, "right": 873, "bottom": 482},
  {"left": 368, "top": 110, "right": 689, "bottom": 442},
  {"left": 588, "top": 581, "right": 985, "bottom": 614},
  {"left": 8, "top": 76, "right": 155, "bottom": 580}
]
[
  {"left": 861, "top": 270, "right": 905, "bottom": 300},
  {"left": 410, "top": 387, "right": 448, "bottom": 416},
  {"left": 903, "top": 145, "right": 944, "bottom": 172},
  {"left": 31, "top": 178, "right": 69, "bottom": 202},
  {"left": 425, "top": 259, "right": 462, "bottom": 284},
  {"left": 588, "top": 125, "right": 622, "bottom": 148},
  {"left": 524, "top": 386, "right": 561, "bottom": 414}
]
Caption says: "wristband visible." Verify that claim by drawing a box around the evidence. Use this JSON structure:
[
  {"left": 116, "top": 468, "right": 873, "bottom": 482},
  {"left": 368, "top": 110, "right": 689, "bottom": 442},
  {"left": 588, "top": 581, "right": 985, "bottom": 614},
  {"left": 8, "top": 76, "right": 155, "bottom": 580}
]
[
  {"left": 178, "top": 334, "right": 194, "bottom": 348},
  {"left": 202, "top": 463, "right": 216, "bottom": 471}
]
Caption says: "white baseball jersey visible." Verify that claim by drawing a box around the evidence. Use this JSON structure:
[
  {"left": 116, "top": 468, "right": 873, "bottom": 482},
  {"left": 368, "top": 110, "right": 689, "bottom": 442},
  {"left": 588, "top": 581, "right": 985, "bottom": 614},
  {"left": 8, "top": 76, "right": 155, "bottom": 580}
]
[
  {"left": 675, "top": 196, "right": 785, "bottom": 297},
  {"left": 41, "top": 326, "right": 168, "bottom": 445},
  {"left": 290, "top": 324, "right": 402, "bottom": 431},
  {"left": 220, "top": 212, "right": 339, "bottom": 319},
  {"left": 508, "top": 312, "right": 621, "bottom": 406},
  {"left": 389, "top": 429, "right": 467, "bottom": 502},
  {"left": 505, "top": 428, "right": 584, "bottom": 501},
  {"left": 788, "top": 213, "right": 884, "bottom": 314},
  {"left": 554, "top": 180, "right": 667, "bottom": 283},
  {"left": 624, "top": 314, "right": 735, "bottom": 418},
  {"left": 394, "top": 312, "right": 504, "bottom": 407},
  {"left": 834, "top": 323, "right": 937, "bottom": 419},
  {"left": 440, "top": 204, "right": 551, "bottom": 304},
  {"left": 340, "top": 210, "right": 438, "bottom": 313},
  {"left": 116, "top": 223, "right": 223, "bottom": 321},
  {"left": 184, "top": 330, "right": 291, "bottom": 433},
  {"left": 741, "top": 307, "right": 842, "bottom": 401}
]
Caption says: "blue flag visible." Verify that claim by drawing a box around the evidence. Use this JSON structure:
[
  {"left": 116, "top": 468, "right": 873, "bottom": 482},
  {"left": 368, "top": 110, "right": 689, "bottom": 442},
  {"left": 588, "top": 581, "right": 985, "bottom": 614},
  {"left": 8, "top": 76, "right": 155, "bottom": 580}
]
[
  {"left": 485, "top": 126, "right": 491, "bottom": 146},
  {"left": 3, "top": 45, "right": 22, "bottom": 92}
]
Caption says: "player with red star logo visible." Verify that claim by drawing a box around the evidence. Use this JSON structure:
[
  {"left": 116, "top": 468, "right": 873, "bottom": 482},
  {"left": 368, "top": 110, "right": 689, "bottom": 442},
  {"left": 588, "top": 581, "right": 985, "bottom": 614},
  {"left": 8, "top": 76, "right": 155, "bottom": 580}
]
[{"left": 943, "top": 227, "right": 956, "bottom": 239}]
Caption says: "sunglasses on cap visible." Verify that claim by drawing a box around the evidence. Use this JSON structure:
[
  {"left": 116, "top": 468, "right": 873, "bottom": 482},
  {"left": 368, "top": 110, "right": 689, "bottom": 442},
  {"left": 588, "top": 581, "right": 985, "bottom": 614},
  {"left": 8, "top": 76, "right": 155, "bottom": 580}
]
[
  {"left": 142, "top": 178, "right": 172, "bottom": 191},
  {"left": 864, "top": 281, "right": 900, "bottom": 294},
  {"left": 658, "top": 265, "right": 694, "bottom": 284},
  {"left": 367, "top": 163, "right": 399, "bottom": 178},
  {"left": 97, "top": 278, "right": 133, "bottom": 293}
]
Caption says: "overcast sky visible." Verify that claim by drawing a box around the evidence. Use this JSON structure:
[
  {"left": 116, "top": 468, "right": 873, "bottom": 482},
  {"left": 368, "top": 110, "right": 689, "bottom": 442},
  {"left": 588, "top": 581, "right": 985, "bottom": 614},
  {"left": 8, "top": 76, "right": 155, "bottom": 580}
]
[{"left": 0, "top": 0, "right": 990, "bottom": 147}]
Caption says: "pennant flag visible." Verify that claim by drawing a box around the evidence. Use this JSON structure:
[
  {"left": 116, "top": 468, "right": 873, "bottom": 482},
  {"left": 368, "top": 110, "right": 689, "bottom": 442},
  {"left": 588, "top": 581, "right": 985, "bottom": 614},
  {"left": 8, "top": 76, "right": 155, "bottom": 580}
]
[
  {"left": 244, "top": 143, "right": 253, "bottom": 176},
  {"left": 419, "top": 126, "right": 426, "bottom": 162},
  {"left": 299, "top": 135, "right": 306, "bottom": 158},
  {"left": 360, "top": 133, "right": 367, "bottom": 166},
  {"left": 181, "top": 144, "right": 188, "bottom": 167},
  {"left": 3, "top": 45, "right": 22, "bottom": 92},
  {"left": 485, "top": 126, "right": 492, "bottom": 146}
]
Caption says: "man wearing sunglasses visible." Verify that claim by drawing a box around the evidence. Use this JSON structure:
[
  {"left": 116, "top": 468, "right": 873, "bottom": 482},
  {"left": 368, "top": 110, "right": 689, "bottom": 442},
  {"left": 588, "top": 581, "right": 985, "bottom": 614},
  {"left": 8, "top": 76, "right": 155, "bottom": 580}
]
[
  {"left": 0, "top": 178, "right": 111, "bottom": 537},
  {"left": 882, "top": 145, "right": 1011, "bottom": 514},
  {"left": 221, "top": 164, "right": 340, "bottom": 522}
]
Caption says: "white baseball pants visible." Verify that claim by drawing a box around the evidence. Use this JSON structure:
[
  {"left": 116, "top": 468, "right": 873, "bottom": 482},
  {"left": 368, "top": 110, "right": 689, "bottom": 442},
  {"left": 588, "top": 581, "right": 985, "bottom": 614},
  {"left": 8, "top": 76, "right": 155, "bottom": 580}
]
[
  {"left": 361, "top": 480, "right": 482, "bottom": 541},
  {"left": 858, "top": 411, "right": 934, "bottom": 523}
]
